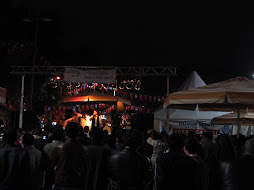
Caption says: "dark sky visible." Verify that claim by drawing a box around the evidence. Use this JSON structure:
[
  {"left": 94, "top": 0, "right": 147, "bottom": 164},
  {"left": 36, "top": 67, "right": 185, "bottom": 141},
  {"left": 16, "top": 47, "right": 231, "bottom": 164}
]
[{"left": 0, "top": 1, "right": 254, "bottom": 95}]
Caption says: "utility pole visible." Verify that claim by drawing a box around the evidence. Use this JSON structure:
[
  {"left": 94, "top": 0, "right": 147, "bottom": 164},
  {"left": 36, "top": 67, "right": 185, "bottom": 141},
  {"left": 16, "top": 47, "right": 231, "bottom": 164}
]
[
  {"left": 23, "top": 17, "right": 53, "bottom": 111},
  {"left": 19, "top": 75, "right": 25, "bottom": 129}
]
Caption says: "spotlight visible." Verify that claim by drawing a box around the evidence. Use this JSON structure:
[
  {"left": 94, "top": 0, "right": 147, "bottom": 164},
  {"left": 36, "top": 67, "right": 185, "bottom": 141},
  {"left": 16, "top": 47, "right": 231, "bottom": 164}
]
[{"left": 56, "top": 76, "right": 61, "bottom": 80}]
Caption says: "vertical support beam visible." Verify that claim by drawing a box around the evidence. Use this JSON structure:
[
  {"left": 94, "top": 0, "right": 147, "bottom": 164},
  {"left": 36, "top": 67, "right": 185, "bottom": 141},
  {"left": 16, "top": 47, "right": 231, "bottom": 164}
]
[
  {"left": 19, "top": 75, "right": 25, "bottom": 129},
  {"left": 237, "top": 105, "right": 240, "bottom": 137},
  {"left": 114, "top": 80, "right": 117, "bottom": 97},
  {"left": 166, "top": 76, "right": 170, "bottom": 134},
  {"left": 166, "top": 106, "right": 170, "bottom": 134},
  {"left": 167, "top": 76, "right": 170, "bottom": 96}
]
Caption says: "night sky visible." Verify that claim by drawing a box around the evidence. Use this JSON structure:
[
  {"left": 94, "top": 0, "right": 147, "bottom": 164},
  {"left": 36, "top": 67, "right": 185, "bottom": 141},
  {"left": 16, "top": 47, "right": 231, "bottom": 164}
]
[{"left": 1, "top": 1, "right": 254, "bottom": 96}]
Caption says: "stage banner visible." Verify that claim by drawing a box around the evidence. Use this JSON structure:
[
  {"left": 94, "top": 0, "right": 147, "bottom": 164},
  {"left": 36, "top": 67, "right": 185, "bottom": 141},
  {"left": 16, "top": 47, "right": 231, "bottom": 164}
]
[
  {"left": 161, "top": 119, "right": 232, "bottom": 135},
  {"left": 64, "top": 68, "right": 117, "bottom": 83}
]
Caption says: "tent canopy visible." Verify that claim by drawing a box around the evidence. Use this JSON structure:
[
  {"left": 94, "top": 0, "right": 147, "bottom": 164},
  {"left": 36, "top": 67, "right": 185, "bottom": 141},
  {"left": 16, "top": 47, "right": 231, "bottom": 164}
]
[
  {"left": 60, "top": 91, "right": 131, "bottom": 105},
  {"left": 212, "top": 111, "right": 254, "bottom": 125},
  {"left": 164, "top": 77, "right": 254, "bottom": 111},
  {"left": 154, "top": 71, "right": 207, "bottom": 120},
  {"left": 168, "top": 105, "right": 230, "bottom": 121},
  {"left": 154, "top": 71, "right": 229, "bottom": 122}
]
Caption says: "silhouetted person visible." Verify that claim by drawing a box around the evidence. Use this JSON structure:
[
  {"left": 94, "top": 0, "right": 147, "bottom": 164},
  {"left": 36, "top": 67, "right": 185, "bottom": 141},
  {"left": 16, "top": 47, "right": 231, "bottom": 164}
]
[
  {"left": 234, "top": 137, "right": 254, "bottom": 190},
  {"left": 216, "top": 134, "right": 236, "bottom": 190},
  {"left": 84, "top": 127, "right": 111, "bottom": 190},
  {"left": 147, "top": 130, "right": 165, "bottom": 167},
  {"left": 53, "top": 122, "right": 87, "bottom": 190},
  {"left": 137, "top": 131, "right": 153, "bottom": 161},
  {"left": 0, "top": 127, "right": 30, "bottom": 189},
  {"left": 23, "top": 133, "right": 42, "bottom": 190},
  {"left": 184, "top": 136, "right": 206, "bottom": 190},
  {"left": 84, "top": 126, "right": 90, "bottom": 138},
  {"left": 76, "top": 124, "right": 89, "bottom": 146},
  {"left": 33, "top": 128, "right": 47, "bottom": 152},
  {"left": 201, "top": 131, "right": 218, "bottom": 190},
  {"left": 41, "top": 126, "right": 64, "bottom": 190},
  {"left": 155, "top": 133, "right": 198, "bottom": 190},
  {"left": 108, "top": 129, "right": 152, "bottom": 190}
]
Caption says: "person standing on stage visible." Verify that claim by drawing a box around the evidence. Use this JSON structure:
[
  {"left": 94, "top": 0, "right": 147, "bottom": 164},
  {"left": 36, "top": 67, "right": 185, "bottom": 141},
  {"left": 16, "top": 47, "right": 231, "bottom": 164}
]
[{"left": 91, "top": 110, "right": 101, "bottom": 128}]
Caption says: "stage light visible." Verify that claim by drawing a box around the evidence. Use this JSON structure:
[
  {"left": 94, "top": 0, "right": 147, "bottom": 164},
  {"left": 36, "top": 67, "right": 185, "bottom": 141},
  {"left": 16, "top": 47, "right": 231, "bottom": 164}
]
[{"left": 56, "top": 76, "right": 61, "bottom": 80}]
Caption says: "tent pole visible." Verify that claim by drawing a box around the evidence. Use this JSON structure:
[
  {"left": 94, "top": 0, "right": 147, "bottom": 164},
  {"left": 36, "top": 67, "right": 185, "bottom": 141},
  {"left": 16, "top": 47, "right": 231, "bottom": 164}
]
[
  {"left": 166, "top": 76, "right": 170, "bottom": 134},
  {"left": 167, "top": 76, "right": 170, "bottom": 96},
  {"left": 19, "top": 75, "right": 25, "bottom": 129},
  {"left": 237, "top": 104, "right": 240, "bottom": 137},
  {"left": 166, "top": 106, "right": 169, "bottom": 134}
]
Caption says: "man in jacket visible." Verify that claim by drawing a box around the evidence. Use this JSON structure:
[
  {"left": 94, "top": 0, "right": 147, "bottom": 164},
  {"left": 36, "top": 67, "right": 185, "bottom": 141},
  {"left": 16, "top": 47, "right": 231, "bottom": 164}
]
[
  {"left": 0, "top": 127, "right": 30, "bottom": 189},
  {"left": 41, "top": 126, "right": 64, "bottom": 190},
  {"left": 155, "top": 133, "right": 199, "bottom": 190},
  {"left": 107, "top": 129, "right": 152, "bottom": 190},
  {"left": 52, "top": 122, "right": 87, "bottom": 190},
  {"left": 234, "top": 137, "right": 254, "bottom": 190},
  {"left": 84, "top": 127, "right": 111, "bottom": 190}
]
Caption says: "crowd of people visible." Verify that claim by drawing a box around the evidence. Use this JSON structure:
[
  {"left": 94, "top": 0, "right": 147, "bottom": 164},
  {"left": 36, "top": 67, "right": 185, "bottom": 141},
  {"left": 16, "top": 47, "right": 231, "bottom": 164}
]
[{"left": 0, "top": 121, "right": 254, "bottom": 190}]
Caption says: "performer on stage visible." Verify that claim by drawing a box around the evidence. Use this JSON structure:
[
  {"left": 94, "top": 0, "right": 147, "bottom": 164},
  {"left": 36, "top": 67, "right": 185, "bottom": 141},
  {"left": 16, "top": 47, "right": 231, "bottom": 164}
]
[{"left": 91, "top": 110, "right": 101, "bottom": 128}]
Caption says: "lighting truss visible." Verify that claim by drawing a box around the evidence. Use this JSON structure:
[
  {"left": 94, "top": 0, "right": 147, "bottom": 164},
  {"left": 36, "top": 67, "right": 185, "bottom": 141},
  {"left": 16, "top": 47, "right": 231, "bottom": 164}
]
[{"left": 11, "top": 66, "right": 177, "bottom": 77}]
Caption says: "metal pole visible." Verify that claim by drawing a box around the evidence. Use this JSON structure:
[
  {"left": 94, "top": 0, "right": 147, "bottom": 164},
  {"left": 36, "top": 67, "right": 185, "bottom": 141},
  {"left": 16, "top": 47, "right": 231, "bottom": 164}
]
[
  {"left": 114, "top": 80, "right": 117, "bottom": 97},
  {"left": 19, "top": 75, "right": 25, "bottom": 129},
  {"left": 166, "top": 106, "right": 170, "bottom": 134},
  {"left": 237, "top": 105, "right": 240, "bottom": 137},
  {"left": 29, "top": 20, "right": 39, "bottom": 111},
  {"left": 166, "top": 76, "right": 170, "bottom": 134},
  {"left": 167, "top": 76, "right": 170, "bottom": 96}
]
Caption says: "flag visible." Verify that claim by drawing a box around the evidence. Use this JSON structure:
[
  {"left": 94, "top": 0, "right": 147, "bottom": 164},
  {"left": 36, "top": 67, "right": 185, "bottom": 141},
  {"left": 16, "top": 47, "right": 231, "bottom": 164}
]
[
  {"left": 129, "top": 93, "right": 134, "bottom": 100},
  {"left": 144, "top": 95, "right": 148, "bottom": 101},
  {"left": 153, "top": 96, "right": 157, "bottom": 103},
  {"left": 139, "top": 94, "right": 143, "bottom": 101}
]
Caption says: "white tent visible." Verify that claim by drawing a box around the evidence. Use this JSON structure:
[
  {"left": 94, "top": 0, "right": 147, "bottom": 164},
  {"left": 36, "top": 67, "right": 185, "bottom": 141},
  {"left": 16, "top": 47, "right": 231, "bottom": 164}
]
[
  {"left": 177, "top": 71, "right": 206, "bottom": 91},
  {"left": 153, "top": 71, "right": 230, "bottom": 134}
]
